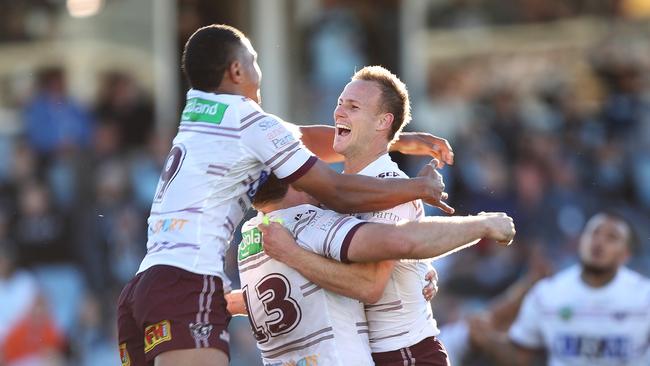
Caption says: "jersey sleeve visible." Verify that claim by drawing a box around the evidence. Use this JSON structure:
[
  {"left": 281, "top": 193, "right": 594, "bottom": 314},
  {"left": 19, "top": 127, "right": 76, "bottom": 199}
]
[
  {"left": 508, "top": 284, "right": 545, "bottom": 349},
  {"left": 292, "top": 209, "right": 367, "bottom": 263},
  {"left": 240, "top": 112, "right": 316, "bottom": 183}
]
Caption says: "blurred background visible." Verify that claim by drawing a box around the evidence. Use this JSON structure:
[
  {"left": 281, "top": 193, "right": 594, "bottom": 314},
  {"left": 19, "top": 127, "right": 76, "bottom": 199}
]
[{"left": 0, "top": 0, "right": 649, "bottom": 365}]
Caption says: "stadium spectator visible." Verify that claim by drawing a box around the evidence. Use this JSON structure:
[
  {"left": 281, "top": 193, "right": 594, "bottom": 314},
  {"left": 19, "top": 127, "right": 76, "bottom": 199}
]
[{"left": 22, "top": 67, "right": 94, "bottom": 160}]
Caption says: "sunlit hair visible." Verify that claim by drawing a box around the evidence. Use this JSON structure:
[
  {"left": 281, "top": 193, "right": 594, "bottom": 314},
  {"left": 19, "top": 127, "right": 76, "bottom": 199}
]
[{"left": 352, "top": 66, "right": 411, "bottom": 144}]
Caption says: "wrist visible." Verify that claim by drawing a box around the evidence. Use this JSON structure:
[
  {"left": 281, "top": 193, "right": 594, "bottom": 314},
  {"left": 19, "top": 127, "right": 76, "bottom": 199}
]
[
  {"left": 477, "top": 217, "right": 492, "bottom": 238},
  {"left": 282, "top": 245, "right": 307, "bottom": 268}
]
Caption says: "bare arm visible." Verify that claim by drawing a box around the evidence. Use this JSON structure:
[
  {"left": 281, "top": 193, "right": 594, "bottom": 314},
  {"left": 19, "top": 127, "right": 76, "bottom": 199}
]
[
  {"left": 292, "top": 159, "right": 453, "bottom": 214},
  {"left": 299, "top": 126, "right": 454, "bottom": 166},
  {"left": 468, "top": 322, "right": 543, "bottom": 366},
  {"left": 259, "top": 212, "right": 514, "bottom": 263},
  {"left": 225, "top": 290, "right": 247, "bottom": 316},
  {"left": 346, "top": 213, "right": 515, "bottom": 262},
  {"left": 276, "top": 245, "right": 395, "bottom": 303}
]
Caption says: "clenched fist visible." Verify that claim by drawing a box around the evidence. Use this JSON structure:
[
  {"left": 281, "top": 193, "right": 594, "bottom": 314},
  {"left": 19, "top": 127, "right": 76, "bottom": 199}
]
[{"left": 479, "top": 212, "right": 516, "bottom": 246}]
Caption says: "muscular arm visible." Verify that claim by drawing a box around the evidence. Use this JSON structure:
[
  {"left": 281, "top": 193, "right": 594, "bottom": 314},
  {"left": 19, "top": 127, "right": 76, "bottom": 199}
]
[
  {"left": 279, "top": 246, "right": 395, "bottom": 303},
  {"left": 299, "top": 126, "right": 454, "bottom": 166},
  {"left": 292, "top": 159, "right": 449, "bottom": 214},
  {"left": 260, "top": 213, "right": 513, "bottom": 263},
  {"left": 347, "top": 215, "right": 508, "bottom": 262}
]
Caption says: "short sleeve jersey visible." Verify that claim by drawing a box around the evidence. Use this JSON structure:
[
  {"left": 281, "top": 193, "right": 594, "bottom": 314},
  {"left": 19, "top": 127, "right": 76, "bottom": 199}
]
[
  {"left": 509, "top": 265, "right": 650, "bottom": 366},
  {"left": 238, "top": 206, "right": 373, "bottom": 366},
  {"left": 353, "top": 154, "right": 440, "bottom": 353},
  {"left": 137, "top": 89, "right": 317, "bottom": 289}
]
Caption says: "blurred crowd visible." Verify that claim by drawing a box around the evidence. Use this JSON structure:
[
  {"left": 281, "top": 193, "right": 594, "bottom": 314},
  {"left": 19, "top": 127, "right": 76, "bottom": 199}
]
[
  {"left": 0, "top": 1, "right": 649, "bottom": 366},
  {"left": 0, "top": 67, "right": 161, "bottom": 365}
]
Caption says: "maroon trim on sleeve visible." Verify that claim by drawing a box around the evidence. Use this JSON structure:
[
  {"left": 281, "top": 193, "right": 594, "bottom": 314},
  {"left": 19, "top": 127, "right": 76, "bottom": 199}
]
[
  {"left": 279, "top": 156, "right": 318, "bottom": 184},
  {"left": 340, "top": 222, "right": 368, "bottom": 264}
]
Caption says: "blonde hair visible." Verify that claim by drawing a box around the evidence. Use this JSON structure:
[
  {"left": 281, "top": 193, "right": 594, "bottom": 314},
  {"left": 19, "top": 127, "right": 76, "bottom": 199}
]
[{"left": 352, "top": 66, "right": 411, "bottom": 143}]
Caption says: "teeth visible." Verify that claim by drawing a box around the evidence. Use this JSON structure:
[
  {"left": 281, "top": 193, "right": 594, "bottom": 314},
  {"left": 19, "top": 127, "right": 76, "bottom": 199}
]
[{"left": 336, "top": 123, "right": 351, "bottom": 130}]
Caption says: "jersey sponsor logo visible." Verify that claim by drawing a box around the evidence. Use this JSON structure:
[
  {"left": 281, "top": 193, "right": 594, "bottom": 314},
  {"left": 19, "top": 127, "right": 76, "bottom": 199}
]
[
  {"left": 271, "top": 134, "right": 295, "bottom": 149},
  {"left": 371, "top": 211, "right": 403, "bottom": 222},
  {"left": 266, "top": 126, "right": 291, "bottom": 140},
  {"left": 119, "top": 343, "right": 131, "bottom": 366},
  {"left": 259, "top": 119, "right": 280, "bottom": 131},
  {"left": 182, "top": 97, "right": 229, "bottom": 124},
  {"left": 240, "top": 227, "right": 264, "bottom": 260},
  {"left": 189, "top": 322, "right": 213, "bottom": 342},
  {"left": 377, "top": 171, "right": 400, "bottom": 178},
  {"left": 149, "top": 218, "right": 189, "bottom": 234},
  {"left": 144, "top": 320, "right": 172, "bottom": 353},
  {"left": 553, "top": 334, "right": 631, "bottom": 359}
]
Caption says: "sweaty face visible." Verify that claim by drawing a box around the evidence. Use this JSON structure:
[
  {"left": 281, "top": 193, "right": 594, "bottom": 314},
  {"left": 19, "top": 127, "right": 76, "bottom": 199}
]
[
  {"left": 578, "top": 214, "right": 630, "bottom": 273},
  {"left": 333, "top": 80, "right": 384, "bottom": 156},
  {"left": 237, "top": 38, "right": 262, "bottom": 103}
]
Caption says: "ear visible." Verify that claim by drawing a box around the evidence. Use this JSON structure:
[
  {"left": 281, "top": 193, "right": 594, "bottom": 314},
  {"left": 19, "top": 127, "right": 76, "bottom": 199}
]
[
  {"left": 376, "top": 112, "right": 394, "bottom": 132},
  {"left": 226, "top": 60, "right": 244, "bottom": 84}
]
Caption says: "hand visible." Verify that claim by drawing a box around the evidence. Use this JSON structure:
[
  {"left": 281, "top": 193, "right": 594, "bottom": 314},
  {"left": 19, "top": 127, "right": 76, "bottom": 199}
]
[
  {"left": 392, "top": 132, "right": 454, "bottom": 167},
  {"left": 257, "top": 222, "right": 301, "bottom": 264},
  {"left": 467, "top": 314, "right": 494, "bottom": 350},
  {"left": 479, "top": 212, "right": 516, "bottom": 245},
  {"left": 417, "top": 159, "right": 454, "bottom": 214},
  {"left": 422, "top": 268, "right": 439, "bottom": 301}
]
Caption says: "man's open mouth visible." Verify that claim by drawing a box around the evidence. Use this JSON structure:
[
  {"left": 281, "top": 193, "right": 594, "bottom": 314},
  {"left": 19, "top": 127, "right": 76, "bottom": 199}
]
[{"left": 336, "top": 123, "right": 351, "bottom": 137}]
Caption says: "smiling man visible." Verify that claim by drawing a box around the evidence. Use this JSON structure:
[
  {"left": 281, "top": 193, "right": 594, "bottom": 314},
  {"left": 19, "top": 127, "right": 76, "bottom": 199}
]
[{"left": 262, "top": 66, "right": 460, "bottom": 365}]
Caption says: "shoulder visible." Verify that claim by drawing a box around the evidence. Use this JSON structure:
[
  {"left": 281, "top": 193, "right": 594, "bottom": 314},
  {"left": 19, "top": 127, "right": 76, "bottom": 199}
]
[
  {"left": 362, "top": 156, "right": 408, "bottom": 179},
  {"left": 530, "top": 267, "right": 578, "bottom": 299},
  {"left": 241, "top": 215, "right": 263, "bottom": 233},
  {"left": 618, "top": 267, "right": 650, "bottom": 291}
]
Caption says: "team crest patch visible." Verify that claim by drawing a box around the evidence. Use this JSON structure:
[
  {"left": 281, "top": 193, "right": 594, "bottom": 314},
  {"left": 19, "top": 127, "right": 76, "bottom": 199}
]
[
  {"left": 144, "top": 320, "right": 172, "bottom": 353},
  {"left": 558, "top": 306, "right": 573, "bottom": 321},
  {"left": 189, "top": 322, "right": 213, "bottom": 341},
  {"left": 119, "top": 343, "right": 131, "bottom": 366}
]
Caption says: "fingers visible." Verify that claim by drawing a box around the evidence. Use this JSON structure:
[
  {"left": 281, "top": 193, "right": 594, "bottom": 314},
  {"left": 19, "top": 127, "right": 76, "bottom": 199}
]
[
  {"left": 422, "top": 281, "right": 438, "bottom": 301},
  {"left": 435, "top": 201, "right": 455, "bottom": 215},
  {"left": 424, "top": 269, "right": 438, "bottom": 282},
  {"left": 429, "top": 158, "right": 440, "bottom": 169}
]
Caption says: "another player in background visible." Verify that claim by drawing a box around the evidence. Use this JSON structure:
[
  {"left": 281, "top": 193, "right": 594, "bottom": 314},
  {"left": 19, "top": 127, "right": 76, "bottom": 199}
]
[
  {"left": 437, "top": 246, "right": 551, "bottom": 364},
  {"left": 116, "top": 24, "right": 455, "bottom": 366},
  {"left": 235, "top": 174, "right": 515, "bottom": 365},
  {"left": 477, "top": 212, "right": 650, "bottom": 366}
]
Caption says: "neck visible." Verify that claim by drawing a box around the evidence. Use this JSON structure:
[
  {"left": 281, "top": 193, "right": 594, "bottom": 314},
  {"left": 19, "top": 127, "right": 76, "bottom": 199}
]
[
  {"left": 580, "top": 266, "right": 618, "bottom": 288},
  {"left": 343, "top": 139, "right": 389, "bottom": 174}
]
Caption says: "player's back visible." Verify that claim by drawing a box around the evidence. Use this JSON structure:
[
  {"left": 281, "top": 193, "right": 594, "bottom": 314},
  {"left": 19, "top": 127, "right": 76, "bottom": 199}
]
[
  {"left": 138, "top": 89, "right": 314, "bottom": 288},
  {"left": 355, "top": 154, "right": 440, "bottom": 352},
  {"left": 239, "top": 215, "right": 373, "bottom": 366},
  {"left": 510, "top": 265, "right": 650, "bottom": 366}
]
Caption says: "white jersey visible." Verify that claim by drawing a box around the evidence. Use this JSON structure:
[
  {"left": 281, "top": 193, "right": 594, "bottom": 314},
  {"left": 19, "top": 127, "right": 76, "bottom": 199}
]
[
  {"left": 138, "top": 89, "right": 316, "bottom": 290},
  {"left": 239, "top": 206, "right": 373, "bottom": 366},
  {"left": 354, "top": 154, "right": 440, "bottom": 353},
  {"left": 509, "top": 265, "right": 650, "bottom": 366}
]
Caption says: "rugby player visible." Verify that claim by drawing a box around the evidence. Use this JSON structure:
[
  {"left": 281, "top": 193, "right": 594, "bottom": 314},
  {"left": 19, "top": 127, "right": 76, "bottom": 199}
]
[
  {"left": 477, "top": 212, "right": 650, "bottom": 365},
  {"left": 117, "top": 24, "right": 455, "bottom": 366},
  {"left": 257, "top": 65, "right": 516, "bottom": 365},
  {"left": 233, "top": 174, "right": 515, "bottom": 365}
]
